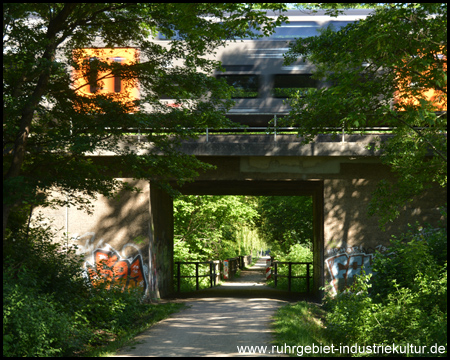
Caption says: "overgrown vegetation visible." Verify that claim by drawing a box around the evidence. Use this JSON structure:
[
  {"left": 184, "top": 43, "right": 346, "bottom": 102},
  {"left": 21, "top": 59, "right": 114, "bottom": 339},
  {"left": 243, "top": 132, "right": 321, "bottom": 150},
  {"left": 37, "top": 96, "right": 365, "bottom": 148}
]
[
  {"left": 172, "top": 195, "right": 314, "bottom": 292},
  {"left": 174, "top": 195, "right": 261, "bottom": 261},
  {"left": 322, "top": 219, "right": 447, "bottom": 356},
  {"left": 3, "top": 216, "right": 183, "bottom": 357},
  {"left": 256, "top": 196, "right": 313, "bottom": 254},
  {"left": 173, "top": 195, "right": 265, "bottom": 291},
  {"left": 272, "top": 302, "right": 331, "bottom": 357},
  {"left": 266, "top": 243, "right": 313, "bottom": 293},
  {"left": 273, "top": 219, "right": 447, "bottom": 357}
]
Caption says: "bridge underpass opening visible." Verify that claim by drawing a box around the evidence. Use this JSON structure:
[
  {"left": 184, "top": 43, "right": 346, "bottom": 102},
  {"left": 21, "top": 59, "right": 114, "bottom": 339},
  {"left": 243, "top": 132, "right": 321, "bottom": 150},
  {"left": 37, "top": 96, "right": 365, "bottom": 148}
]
[{"left": 170, "top": 180, "right": 324, "bottom": 297}]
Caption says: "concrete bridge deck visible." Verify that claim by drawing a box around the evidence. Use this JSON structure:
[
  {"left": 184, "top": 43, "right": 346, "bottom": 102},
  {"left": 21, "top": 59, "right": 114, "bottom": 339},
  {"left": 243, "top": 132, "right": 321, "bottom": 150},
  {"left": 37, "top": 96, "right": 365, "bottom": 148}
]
[
  {"left": 94, "top": 133, "right": 390, "bottom": 157},
  {"left": 176, "top": 134, "right": 388, "bottom": 157}
]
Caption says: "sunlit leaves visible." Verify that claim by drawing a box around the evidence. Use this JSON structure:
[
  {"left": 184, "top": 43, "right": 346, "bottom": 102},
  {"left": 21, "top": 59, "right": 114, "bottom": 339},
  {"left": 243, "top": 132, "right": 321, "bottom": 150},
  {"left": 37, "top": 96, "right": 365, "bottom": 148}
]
[
  {"left": 284, "top": 3, "right": 447, "bottom": 226},
  {"left": 3, "top": 4, "right": 287, "bottom": 227}
]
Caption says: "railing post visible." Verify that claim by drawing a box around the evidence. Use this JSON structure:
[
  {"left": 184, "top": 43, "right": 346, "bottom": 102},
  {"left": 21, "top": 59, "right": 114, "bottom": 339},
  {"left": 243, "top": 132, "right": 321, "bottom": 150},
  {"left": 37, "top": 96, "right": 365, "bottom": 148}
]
[
  {"left": 274, "top": 262, "right": 278, "bottom": 288},
  {"left": 288, "top": 262, "right": 292, "bottom": 292},
  {"left": 306, "top": 263, "right": 310, "bottom": 293},
  {"left": 274, "top": 114, "right": 277, "bottom": 141},
  {"left": 177, "top": 262, "right": 181, "bottom": 293},
  {"left": 196, "top": 262, "right": 199, "bottom": 291},
  {"left": 214, "top": 261, "right": 218, "bottom": 286},
  {"left": 266, "top": 258, "right": 271, "bottom": 281},
  {"left": 209, "top": 262, "right": 213, "bottom": 288}
]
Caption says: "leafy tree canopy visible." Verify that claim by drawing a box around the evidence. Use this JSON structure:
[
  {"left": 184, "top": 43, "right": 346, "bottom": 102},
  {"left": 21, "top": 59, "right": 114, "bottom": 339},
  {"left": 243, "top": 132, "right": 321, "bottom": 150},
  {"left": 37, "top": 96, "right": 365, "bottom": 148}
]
[
  {"left": 282, "top": 3, "right": 447, "bottom": 227},
  {"left": 3, "top": 3, "right": 288, "bottom": 237},
  {"left": 256, "top": 196, "right": 313, "bottom": 254},
  {"left": 174, "top": 195, "right": 260, "bottom": 260}
]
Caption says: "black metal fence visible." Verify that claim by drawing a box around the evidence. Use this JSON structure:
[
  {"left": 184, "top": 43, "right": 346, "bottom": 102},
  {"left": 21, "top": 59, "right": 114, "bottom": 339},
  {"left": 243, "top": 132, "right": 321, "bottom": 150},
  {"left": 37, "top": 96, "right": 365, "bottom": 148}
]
[
  {"left": 175, "top": 261, "right": 219, "bottom": 293},
  {"left": 272, "top": 261, "right": 313, "bottom": 293},
  {"left": 175, "top": 255, "right": 254, "bottom": 292}
]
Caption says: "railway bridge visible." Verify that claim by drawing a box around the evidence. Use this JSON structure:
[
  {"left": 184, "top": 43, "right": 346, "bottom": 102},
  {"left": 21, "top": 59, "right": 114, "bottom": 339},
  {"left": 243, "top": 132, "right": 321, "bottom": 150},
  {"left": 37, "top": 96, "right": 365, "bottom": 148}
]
[
  {"left": 33, "top": 8, "right": 446, "bottom": 299},
  {"left": 42, "top": 131, "right": 445, "bottom": 299}
]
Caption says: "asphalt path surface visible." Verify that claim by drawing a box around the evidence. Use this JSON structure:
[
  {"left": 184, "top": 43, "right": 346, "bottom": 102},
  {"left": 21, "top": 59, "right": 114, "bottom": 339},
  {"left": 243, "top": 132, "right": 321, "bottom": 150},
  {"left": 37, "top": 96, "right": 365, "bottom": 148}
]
[{"left": 114, "top": 257, "right": 304, "bottom": 357}]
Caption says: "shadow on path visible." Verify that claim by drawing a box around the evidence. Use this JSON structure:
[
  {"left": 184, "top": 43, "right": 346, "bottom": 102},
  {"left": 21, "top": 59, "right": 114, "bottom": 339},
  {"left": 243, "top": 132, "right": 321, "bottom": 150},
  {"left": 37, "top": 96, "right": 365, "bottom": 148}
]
[
  {"left": 113, "top": 257, "right": 314, "bottom": 357},
  {"left": 114, "top": 296, "right": 288, "bottom": 357}
]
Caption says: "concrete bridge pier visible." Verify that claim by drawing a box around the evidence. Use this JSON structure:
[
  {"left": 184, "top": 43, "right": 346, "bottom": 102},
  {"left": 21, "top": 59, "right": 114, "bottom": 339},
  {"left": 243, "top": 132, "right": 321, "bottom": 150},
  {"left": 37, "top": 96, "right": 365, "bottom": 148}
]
[{"left": 148, "top": 181, "right": 174, "bottom": 299}]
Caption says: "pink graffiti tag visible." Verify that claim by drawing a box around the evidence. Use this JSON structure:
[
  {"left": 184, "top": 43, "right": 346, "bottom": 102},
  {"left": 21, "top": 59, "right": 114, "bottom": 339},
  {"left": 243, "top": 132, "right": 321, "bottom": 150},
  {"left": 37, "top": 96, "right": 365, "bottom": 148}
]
[
  {"left": 87, "top": 248, "right": 147, "bottom": 292},
  {"left": 326, "top": 253, "right": 373, "bottom": 294}
]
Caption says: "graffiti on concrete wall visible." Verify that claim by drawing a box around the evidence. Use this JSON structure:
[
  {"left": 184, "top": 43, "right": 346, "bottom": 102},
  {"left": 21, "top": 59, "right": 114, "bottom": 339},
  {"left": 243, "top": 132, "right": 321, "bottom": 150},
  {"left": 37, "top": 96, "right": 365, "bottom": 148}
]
[
  {"left": 71, "top": 232, "right": 148, "bottom": 293},
  {"left": 86, "top": 247, "right": 147, "bottom": 292},
  {"left": 325, "top": 244, "right": 387, "bottom": 294}
]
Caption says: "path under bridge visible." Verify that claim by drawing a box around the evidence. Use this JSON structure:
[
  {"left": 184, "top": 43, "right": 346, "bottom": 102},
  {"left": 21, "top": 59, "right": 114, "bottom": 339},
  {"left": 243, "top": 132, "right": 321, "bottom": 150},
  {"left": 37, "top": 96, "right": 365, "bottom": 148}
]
[
  {"left": 114, "top": 257, "right": 314, "bottom": 357},
  {"left": 169, "top": 256, "right": 315, "bottom": 302},
  {"left": 43, "top": 132, "right": 446, "bottom": 299}
]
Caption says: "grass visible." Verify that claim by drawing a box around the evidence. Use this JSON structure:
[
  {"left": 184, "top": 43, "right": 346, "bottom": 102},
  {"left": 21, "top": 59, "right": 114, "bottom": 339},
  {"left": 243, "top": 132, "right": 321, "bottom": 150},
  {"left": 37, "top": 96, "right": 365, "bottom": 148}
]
[
  {"left": 78, "top": 302, "right": 185, "bottom": 357},
  {"left": 272, "top": 301, "right": 340, "bottom": 357}
]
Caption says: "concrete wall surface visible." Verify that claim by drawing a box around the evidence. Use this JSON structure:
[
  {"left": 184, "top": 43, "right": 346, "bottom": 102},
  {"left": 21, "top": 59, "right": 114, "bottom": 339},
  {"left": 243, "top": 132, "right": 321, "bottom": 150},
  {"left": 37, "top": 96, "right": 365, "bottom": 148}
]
[{"left": 36, "top": 154, "right": 446, "bottom": 298}]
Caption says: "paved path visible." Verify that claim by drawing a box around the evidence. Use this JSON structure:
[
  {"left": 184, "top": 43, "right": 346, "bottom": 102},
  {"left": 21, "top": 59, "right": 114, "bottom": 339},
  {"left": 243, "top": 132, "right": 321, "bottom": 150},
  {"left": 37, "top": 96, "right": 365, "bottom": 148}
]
[{"left": 114, "top": 257, "right": 296, "bottom": 357}]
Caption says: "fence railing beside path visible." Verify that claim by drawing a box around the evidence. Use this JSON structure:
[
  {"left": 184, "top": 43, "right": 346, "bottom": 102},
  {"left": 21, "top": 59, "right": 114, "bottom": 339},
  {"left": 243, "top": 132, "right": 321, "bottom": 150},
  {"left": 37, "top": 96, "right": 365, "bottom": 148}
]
[
  {"left": 272, "top": 261, "right": 313, "bottom": 293},
  {"left": 175, "top": 261, "right": 220, "bottom": 293},
  {"left": 175, "top": 255, "right": 253, "bottom": 293}
]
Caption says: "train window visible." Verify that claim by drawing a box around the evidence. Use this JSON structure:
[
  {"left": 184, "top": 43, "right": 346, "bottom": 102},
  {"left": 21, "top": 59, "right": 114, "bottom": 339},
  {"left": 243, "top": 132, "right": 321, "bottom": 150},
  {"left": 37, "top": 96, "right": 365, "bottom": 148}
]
[
  {"left": 216, "top": 75, "right": 259, "bottom": 98},
  {"left": 272, "top": 21, "right": 353, "bottom": 39},
  {"left": 73, "top": 48, "right": 139, "bottom": 112},
  {"left": 243, "top": 21, "right": 354, "bottom": 40},
  {"left": 112, "top": 57, "right": 124, "bottom": 93},
  {"left": 87, "top": 55, "right": 126, "bottom": 93},
  {"left": 222, "top": 65, "right": 255, "bottom": 72},
  {"left": 87, "top": 57, "right": 100, "bottom": 93},
  {"left": 272, "top": 74, "right": 319, "bottom": 98}
]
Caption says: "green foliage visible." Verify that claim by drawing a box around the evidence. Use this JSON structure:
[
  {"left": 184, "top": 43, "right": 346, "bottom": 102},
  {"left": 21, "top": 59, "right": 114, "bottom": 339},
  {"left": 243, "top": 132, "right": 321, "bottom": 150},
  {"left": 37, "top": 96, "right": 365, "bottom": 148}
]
[
  {"left": 323, "top": 222, "right": 447, "bottom": 355},
  {"left": 173, "top": 195, "right": 266, "bottom": 291},
  {"left": 268, "top": 243, "right": 313, "bottom": 292},
  {"left": 371, "top": 222, "right": 447, "bottom": 301},
  {"left": 173, "top": 195, "right": 314, "bottom": 291},
  {"left": 4, "top": 214, "right": 89, "bottom": 310},
  {"left": 174, "top": 195, "right": 261, "bottom": 261},
  {"left": 272, "top": 302, "right": 331, "bottom": 357},
  {"left": 3, "top": 3, "right": 288, "bottom": 235},
  {"left": 3, "top": 218, "right": 88, "bottom": 356},
  {"left": 3, "top": 214, "right": 182, "bottom": 356},
  {"left": 3, "top": 274, "right": 78, "bottom": 357},
  {"left": 283, "top": 3, "right": 447, "bottom": 227},
  {"left": 256, "top": 196, "right": 313, "bottom": 253}
]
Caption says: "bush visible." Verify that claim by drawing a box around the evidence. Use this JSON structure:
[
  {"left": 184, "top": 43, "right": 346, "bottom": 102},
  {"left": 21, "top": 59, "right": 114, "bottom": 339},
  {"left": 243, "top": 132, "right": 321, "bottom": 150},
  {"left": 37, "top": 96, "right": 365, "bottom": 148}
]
[
  {"left": 3, "top": 214, "right": 149, "bottom": 356},
  {"left": 268, "top": 243, "right": 313, "bottom": 292},
  {"left": 323, "top": 222, "right": 447, "bottom": 356},
  {"left": 4, "top": 270, "right": 71, "bottom": 356},
  {"left": 371, "top": 224, "right": 447, "bottom": 302}
]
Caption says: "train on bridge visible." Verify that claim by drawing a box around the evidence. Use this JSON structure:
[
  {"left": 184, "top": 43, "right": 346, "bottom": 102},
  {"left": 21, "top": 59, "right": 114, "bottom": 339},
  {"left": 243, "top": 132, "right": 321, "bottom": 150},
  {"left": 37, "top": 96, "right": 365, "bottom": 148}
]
[{"left": 72, "top": 9, "right": 445, "bottom": 131}]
